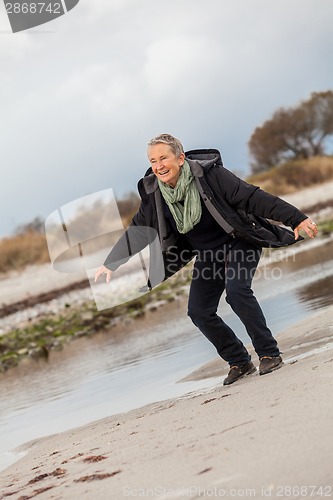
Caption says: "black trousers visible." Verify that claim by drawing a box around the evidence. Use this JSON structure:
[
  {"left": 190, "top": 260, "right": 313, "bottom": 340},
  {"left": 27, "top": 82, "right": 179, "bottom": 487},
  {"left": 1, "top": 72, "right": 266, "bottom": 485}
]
[{"left": 187, "top": 239, "right": 280, "bottom": 366}]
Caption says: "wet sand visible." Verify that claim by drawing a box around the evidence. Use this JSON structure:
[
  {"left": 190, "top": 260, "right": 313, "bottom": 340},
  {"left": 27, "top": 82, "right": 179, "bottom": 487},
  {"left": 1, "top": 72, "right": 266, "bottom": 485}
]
[{"left": 1, "top": 305, "right": 332, "bottom": 499}]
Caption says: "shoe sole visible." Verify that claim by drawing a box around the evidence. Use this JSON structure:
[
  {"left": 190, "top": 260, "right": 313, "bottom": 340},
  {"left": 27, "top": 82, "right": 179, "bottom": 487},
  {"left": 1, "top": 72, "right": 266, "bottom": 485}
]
[
  {"left": 223, "top": 366, "right": 257, "bottom": 385},
  {"left": 259, "top": 361, "right": 284, "bottom": 376}
]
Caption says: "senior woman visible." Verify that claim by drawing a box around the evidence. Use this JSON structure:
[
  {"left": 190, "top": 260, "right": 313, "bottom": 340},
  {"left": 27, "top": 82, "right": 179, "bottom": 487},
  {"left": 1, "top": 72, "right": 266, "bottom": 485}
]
[{"left": 95, "top": 134, "right": 317, "bottom": 385}]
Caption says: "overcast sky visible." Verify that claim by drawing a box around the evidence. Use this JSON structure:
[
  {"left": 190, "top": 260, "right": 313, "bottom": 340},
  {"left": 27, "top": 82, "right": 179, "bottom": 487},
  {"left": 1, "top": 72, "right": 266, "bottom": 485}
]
[{"left": 0, "top": 0, "right": 332, "bottom": 237}]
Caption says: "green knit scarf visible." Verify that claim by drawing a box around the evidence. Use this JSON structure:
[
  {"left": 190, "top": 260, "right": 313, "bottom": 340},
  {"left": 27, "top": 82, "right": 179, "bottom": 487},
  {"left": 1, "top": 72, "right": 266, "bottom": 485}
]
[{"left": 158, "top": 160, "right": 202, "bottom": 234}]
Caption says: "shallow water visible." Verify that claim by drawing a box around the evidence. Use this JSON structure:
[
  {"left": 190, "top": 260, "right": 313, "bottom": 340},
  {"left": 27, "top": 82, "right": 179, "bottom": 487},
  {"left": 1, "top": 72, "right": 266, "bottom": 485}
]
[{"left": 1, "top": 238, "right": 333, "bottom": 472}]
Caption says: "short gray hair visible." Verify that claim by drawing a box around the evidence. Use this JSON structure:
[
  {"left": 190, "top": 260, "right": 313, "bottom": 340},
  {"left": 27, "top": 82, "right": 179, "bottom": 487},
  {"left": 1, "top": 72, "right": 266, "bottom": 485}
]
[{"left": 147, "top": 133, "right": 184, "bottom": 158}]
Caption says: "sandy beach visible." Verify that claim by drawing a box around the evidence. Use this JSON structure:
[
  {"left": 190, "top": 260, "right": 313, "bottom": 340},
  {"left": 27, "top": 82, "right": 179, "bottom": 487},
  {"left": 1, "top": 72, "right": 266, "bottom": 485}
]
[
  {"left": 1, "top": 303, "right": 332, "bottom": 499},
  {"left": 0, "top": 182, "right": 333, "bottom": 499}
]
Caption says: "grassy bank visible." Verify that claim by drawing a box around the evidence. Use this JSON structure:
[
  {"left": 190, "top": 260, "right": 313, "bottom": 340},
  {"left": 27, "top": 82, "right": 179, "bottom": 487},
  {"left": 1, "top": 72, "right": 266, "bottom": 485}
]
[
  {"left": 318, "top": 218, "right": 333, "bottom": 235},
  {"left": 247, "top": 155, "right": 333, "bottom": 195},
  {"left": 0, "top": 231, "right": 50, "bottom": 273}
]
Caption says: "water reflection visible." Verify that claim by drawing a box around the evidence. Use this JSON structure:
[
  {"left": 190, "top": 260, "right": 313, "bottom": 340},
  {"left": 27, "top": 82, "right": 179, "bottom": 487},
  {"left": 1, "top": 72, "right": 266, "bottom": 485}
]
[{"left": 296, "top": 274, "right": 333, "bottom": 310}]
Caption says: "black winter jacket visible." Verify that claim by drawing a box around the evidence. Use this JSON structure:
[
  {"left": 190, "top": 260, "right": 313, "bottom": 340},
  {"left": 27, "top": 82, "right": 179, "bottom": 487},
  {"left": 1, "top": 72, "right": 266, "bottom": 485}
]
[{"left": 104, "top": 149, "right": 307, "bottom": 287}]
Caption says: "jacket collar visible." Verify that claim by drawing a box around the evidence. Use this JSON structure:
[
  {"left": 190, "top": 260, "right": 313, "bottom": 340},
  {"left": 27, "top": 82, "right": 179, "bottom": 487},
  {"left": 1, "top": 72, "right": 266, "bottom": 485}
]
[
  {"left": 185, "top": 148, "right": 222, "bottom": 168},
  {"left": 142, "top": 171, "right": 158, "bottom": 194}
]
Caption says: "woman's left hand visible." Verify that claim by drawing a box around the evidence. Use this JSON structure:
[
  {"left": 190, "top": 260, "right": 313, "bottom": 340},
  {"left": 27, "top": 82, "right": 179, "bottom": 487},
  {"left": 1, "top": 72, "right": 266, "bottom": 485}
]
[{"left": 294, "top": 218, "right": 318, "bottom": 240}]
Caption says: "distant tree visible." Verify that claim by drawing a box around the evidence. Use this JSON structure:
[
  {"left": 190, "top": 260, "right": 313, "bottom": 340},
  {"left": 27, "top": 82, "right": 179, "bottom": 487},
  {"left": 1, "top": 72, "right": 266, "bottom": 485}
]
[
  {"left": 116, "top": 191, "right": 140, "bottom": 225},
  {"left": 15, "top": 216, "right": 45, "bottom": 235},
  {"left": 249, "top": 91, "right": 333, "bottom": 173}
]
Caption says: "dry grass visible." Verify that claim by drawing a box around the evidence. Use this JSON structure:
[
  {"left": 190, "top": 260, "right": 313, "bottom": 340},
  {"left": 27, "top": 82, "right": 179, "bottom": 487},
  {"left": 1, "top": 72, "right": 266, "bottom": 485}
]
[
  {"left": 0, "top": 193, "right": 140, "bottom": 275},
  {"left": 0, "top": 231, "right": 50, "bottom": 273},
  {"left": 0, "top": 231, "right": 50, "bottom": 274},
  {"left": 246, "top": 156, "right": 333, "bottom": 195}
]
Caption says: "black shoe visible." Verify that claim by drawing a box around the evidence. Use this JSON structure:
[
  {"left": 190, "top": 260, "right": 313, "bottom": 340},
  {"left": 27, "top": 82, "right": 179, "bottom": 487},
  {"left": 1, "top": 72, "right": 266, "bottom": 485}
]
[
  {"left": 223, "top": 361, "right": 256, "bottom": 386},
  {"left": 259, "top": 355, "right": 283, "bottom": 375}
]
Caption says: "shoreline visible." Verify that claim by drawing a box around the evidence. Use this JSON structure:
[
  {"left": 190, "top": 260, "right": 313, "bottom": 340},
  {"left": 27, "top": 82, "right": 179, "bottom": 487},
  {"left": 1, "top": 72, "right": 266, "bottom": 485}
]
[{"left": 1, "top": 305, "right": 333, "bottom": 498}]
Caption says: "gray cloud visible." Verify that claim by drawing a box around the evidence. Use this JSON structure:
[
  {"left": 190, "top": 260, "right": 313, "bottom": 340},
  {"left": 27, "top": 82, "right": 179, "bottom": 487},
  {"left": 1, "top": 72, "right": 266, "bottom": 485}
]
[{"left": 0, "top": 0, "right": 332, "bottom": 236}]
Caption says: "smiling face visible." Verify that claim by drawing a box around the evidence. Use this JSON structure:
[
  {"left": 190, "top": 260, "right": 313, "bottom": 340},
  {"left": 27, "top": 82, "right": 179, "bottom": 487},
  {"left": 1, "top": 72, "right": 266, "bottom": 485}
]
[{"left": 148, "top": 143, "right": 185, "bottom": 188}]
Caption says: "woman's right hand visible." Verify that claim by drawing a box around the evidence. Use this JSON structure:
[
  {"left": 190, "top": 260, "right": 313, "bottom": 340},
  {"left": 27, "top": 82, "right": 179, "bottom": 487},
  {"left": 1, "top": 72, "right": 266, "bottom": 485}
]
[{"left": 94, "top": 265, "right": 112, "bottom": 283}]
